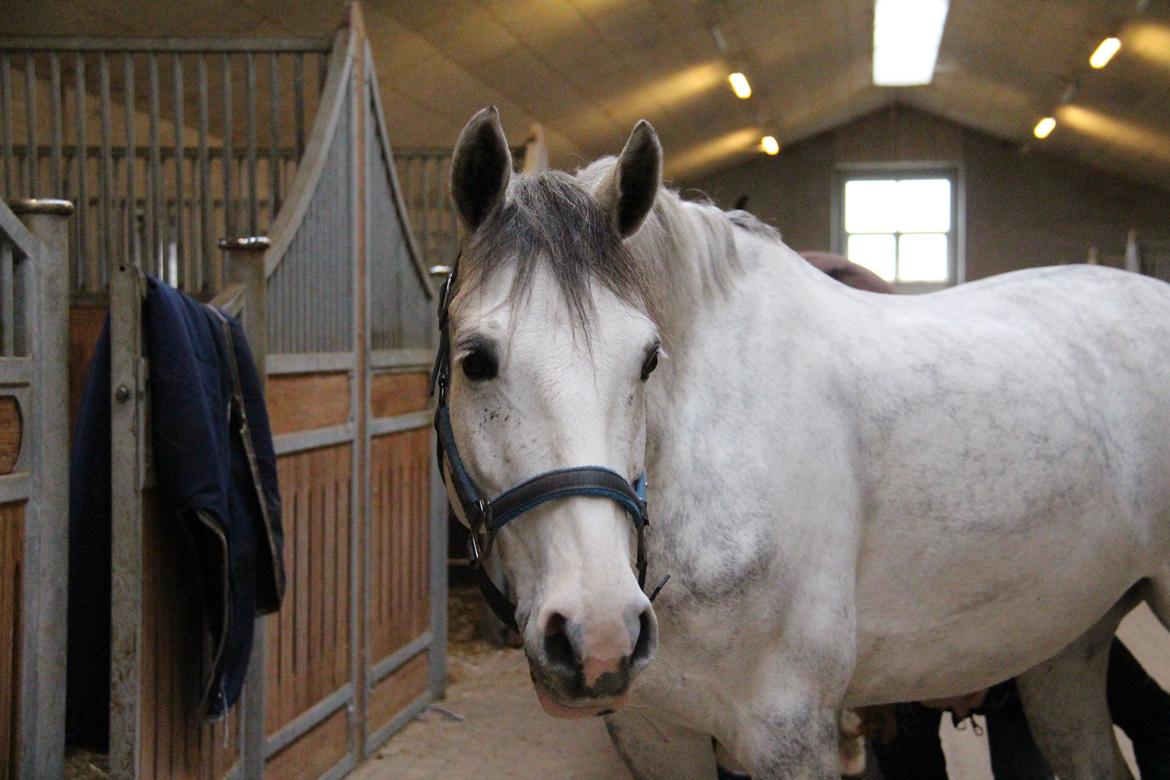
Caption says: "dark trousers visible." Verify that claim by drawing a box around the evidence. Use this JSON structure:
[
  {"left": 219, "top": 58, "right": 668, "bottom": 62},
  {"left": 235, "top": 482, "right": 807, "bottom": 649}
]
[{"left": 869, "top": 639, "right": 1170, "bottom": 779}]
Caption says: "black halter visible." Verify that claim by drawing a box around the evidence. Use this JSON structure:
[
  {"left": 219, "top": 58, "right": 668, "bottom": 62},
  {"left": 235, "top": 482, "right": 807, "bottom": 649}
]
[{"left": 429, "top": 259, "right": 654, "bottom": 634}]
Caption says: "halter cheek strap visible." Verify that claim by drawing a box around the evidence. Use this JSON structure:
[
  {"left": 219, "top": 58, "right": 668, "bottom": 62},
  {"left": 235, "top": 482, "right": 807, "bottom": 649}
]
[{"left": 429, "top": 259, "right": 656, "bottom": 635}]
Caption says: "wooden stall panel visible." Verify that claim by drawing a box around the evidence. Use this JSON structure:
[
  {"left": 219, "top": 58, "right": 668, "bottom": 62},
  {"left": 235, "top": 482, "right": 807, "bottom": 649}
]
[
  {"left": 367, "top": 654, "right": 427, "bottom": 737},
  {"left": 368, "top": 428, "right": 430, "bottom": 666},
  {"left": 0, "top": 398, "right": 20, "bottom": 475},
  {"left": 266, "top": 707, "right": 348, "bottom": 780},
  {"left": 138, "top": 491, "right": 240, "bottom": 780},
  {"left": 265, "top": 444, "right": 353, "bottom": 735},
  {"left": 369, "top": 372, "right": 428, "bottom": 419},
  {"left": 0, "top": 503, "right": 24, "bottom": 779},
  {"left": 267, "top": 373, "right": 351, "bottom": 436}
]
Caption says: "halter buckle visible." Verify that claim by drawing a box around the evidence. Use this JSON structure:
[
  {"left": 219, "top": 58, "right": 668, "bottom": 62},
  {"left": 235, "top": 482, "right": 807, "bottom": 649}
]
[{"left": 474, "top": 497, "right": 492, "bottom": 529}]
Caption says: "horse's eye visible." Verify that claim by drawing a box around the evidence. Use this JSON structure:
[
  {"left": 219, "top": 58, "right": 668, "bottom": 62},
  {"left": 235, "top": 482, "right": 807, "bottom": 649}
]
[
  {"left": 640, "top": 349, "right": 659, "bottom": 381},
  {"left": 462, "top": 349, "right": 498, "bottom": 381}
]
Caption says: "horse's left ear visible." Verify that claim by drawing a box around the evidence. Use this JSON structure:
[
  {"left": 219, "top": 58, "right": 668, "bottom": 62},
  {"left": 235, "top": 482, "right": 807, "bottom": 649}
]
[{"left": 598, "top": 120, "right": 662, "bottom": 238}]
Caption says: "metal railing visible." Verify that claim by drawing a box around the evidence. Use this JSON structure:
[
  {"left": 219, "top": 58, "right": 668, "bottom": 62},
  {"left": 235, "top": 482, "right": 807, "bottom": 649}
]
[
  {"left": 0, "top": 39, "right": 331, "bottom": 299},
  {"left": 394, "top": 127, "right": 544, "bottom": 268},
  {"left": 393, "top": 149, "right": 461, "bottom": 269}
]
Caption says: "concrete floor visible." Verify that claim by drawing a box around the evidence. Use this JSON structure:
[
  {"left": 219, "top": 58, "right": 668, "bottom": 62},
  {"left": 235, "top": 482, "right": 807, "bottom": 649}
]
[{"left": 353, "top": 600, "right": 1169, "bottom": 780}]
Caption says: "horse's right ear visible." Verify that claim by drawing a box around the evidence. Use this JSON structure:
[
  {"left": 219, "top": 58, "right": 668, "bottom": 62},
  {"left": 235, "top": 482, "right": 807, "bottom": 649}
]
[{"left": 451, "top": 106, "right": 512, "bottom": 232}]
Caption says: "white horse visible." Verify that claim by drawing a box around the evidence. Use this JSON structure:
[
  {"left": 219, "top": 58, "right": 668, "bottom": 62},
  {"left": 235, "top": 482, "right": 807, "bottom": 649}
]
[{"left": 438, "top": 107, "right": 1170, "bottom": 779}]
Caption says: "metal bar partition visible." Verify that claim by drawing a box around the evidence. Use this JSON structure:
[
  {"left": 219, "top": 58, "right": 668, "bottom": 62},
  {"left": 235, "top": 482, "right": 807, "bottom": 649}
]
[{"left": 0, "top": 37, "right": 331, "bottom": 300}]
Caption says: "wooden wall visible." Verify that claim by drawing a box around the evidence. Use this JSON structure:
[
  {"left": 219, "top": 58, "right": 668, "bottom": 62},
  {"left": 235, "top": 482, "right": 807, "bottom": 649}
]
[
  {"left": 368, "top": 428, "right": 430, "bottom": 666},
  {"left": 265, "top": 443, "right": 353, "bottom": 735}
]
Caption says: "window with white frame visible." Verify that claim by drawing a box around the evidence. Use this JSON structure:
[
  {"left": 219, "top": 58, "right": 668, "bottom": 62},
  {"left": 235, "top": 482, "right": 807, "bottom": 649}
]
[{"left": 840, "top": 173, "right": 956, "bottom": 287}]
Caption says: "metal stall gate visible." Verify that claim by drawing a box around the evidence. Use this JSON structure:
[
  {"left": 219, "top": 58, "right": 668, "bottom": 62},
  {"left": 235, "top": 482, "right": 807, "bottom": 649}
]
[
  {"left": 259, "top": 8, "right": 443, "bottom": 775},
  {"left": 0, "top": 198, "right": 71, "bottom": 779},
  {"left": 2, "top": 4, "right": 445, "bottom": 776}
]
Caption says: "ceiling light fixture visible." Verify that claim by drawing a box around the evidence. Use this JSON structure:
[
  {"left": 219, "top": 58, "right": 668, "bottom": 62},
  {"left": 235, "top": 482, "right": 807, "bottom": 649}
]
[
  {"left": 1089, "top": 37, "right": 1121, "bottom": 68},
  {"left": 729, "top": 72, "right": 752, "bottom": 99},
  {"left": 873, "top": 0, "right": 951, "bottom": 86},
  {"left": 760, "top": 135, "right": 780, "bottom": 155},
  {"left": 1033, "top": 116, "right": 1056, "bottom": 139}
]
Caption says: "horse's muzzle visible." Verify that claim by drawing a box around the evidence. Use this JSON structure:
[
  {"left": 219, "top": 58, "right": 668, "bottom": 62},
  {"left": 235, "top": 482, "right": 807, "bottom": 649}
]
[{"left": 526, "top": 602, "right": 658, "bottom": 718}]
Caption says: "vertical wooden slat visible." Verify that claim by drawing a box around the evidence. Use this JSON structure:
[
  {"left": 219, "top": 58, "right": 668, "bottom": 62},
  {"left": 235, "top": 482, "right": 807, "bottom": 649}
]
[
  {"left": 337, "top": 447, "right": 351, "bottom": 698},
  {"left": 294, "top": 451, "right": 310, "bottom": 716},
  {"left": 314, "top": 458, "right": 327, "bottom": 698},
  {"left": 0, "top": 505, "right": 24, "bottom": 780},
  {"left": 140, "top": 515, "right": 157, "bottom": 780},
  {"left": 322, "top": 447, "right": 337, "bottom": 691}
]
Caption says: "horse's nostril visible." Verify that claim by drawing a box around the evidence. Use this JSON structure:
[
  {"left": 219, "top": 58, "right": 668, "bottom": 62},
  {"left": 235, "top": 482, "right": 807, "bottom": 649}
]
[
  {"left": 631, "top": 607, "right": 656, "bottom": 666},
  {"left": 542, "top": 612, "right": 578, "bottom": 670}
]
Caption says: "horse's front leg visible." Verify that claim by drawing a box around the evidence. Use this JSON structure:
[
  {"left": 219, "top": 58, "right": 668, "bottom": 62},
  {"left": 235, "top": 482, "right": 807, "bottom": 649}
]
[{"left": 730, "top": 692, "right": 843, "bottom": 780}]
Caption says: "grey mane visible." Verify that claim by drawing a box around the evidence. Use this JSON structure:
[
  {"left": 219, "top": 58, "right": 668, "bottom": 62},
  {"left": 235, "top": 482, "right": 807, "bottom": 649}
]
[{"left": 727, "top": 209, "right": 782, "bottom": 241}]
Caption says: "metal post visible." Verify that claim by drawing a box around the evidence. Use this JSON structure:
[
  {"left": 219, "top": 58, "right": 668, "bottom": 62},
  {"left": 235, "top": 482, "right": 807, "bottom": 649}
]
[
  {"left": 9, "top": 197, "right": 73, "bottom": 780},
  {"left": 108, "top": 195, "right": 145, "bottom": 780},
  {"left": 219, "top": 234, "right": 269, "bottom": 779},
  {"left": 219, "top": 236, "right": 269, "bottom": 380}
]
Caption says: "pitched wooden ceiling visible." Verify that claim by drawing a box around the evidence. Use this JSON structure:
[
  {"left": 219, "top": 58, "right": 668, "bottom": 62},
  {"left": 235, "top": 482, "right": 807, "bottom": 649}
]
[{"left": 9, "top": 0, "right": 1169, "bottom": 186}]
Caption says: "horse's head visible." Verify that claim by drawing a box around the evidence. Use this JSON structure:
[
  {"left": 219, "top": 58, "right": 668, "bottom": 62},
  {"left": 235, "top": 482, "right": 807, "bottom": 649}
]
[{"left": 443, "top": 107, "right": 663, "bottom": 717}]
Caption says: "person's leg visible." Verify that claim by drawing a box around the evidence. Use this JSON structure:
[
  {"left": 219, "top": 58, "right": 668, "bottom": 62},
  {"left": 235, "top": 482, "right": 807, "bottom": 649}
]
[
  {"left": 868, "top": 704, "right": 948, "bottom": 779},
  {"left": 1107, "top": 638, "right": 1170, "bottom": 780},
  {"left": 984, "top": 681, "right": 1055, "bottom": 780}
]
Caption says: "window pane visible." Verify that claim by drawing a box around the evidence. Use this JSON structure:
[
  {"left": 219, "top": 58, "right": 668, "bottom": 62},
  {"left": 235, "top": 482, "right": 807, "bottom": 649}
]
[
  {"left": 844, "top": 180, "right": 899, "bottom": 233},
  {"left": 898, "top": 233, "right": 948, "bottom": 282},
  {"left": 848, "top": 234, "right": 896, "bottom": 281},
  {"left": 896, "top": 179, "right": 951, "bottom": 232}
]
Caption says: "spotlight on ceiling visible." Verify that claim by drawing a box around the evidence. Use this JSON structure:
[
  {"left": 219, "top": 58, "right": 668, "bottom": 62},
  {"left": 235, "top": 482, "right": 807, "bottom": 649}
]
[
  {"left": 1090, "top": 37, "right": 1121, "bottom": 69},
  {"left": 873, "top": 0, "right": 951, "bottom": 86},
  {"left": 728, "top": 72, "right": 752, "bottom": 99},
  {"left": 760, "top": 135, "right": 780, "bottom": 155},
  {"left": 1033, "top": 117, "right": 1056, "bottom": 139}
]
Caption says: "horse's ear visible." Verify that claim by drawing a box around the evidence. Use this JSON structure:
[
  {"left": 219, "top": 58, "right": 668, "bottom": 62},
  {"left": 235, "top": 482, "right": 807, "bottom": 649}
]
[
  {"left": 451, "top": 106, "right": 512, "bottom": 232},
  {"left": 598, "top": 120, "right": 662, "bottom": 238}
]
